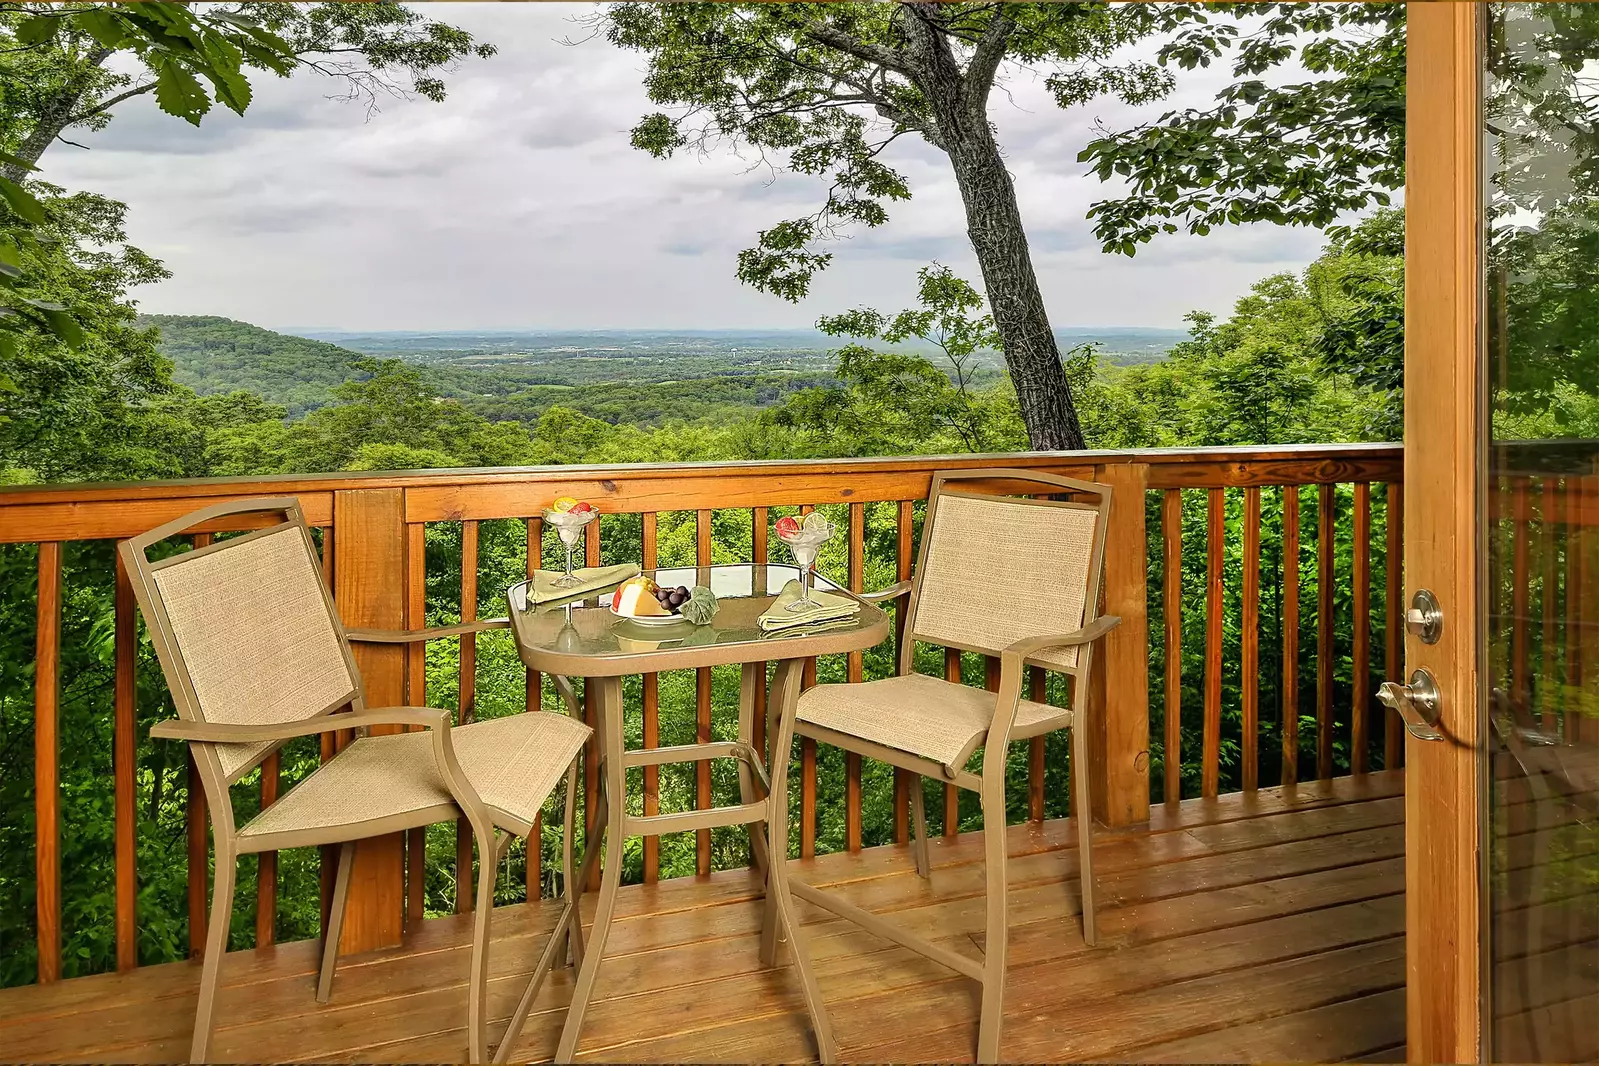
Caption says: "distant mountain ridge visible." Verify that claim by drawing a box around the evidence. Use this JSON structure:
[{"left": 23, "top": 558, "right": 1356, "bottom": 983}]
[
  {"left": 138, "top": 314, "right": 366, "bottom": 417},
  {"left": 140, "top": 315, "right": 1185, "bottom": 420}
]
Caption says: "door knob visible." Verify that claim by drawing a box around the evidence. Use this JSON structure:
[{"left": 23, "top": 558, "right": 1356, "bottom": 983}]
[{"left": 1377, "top": 668, "right": 1445, "bottom": 742}]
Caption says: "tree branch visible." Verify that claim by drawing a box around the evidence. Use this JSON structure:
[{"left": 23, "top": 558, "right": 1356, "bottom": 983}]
[
  {"left": 803, "top": 20, "right": 918, "bottom": 81},
  {"left": 66, "top": 81, "right": 156, "bottom": 126},
  {"left": 964, "top": 9, "right": 1014, "bottom": 105}
]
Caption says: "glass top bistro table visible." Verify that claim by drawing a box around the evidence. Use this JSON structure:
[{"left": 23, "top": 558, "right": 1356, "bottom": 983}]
[{"left": 505, "top": 563, "right": 890, "bottom": 1062}]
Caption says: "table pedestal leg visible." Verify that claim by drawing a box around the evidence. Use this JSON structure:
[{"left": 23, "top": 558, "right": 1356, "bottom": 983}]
[{"left": 555, "top": 676, "right": 625, "bottom": 1064}]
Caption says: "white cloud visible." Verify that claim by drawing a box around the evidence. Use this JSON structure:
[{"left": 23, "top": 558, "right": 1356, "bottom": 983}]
[{"left": 55, "top": 3, "right": 1331, "bottom": 331}]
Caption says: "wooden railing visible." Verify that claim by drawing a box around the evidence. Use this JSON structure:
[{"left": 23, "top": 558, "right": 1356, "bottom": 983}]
[{"left": 0, "top": 443, "right": 1403, "bottom": 988}]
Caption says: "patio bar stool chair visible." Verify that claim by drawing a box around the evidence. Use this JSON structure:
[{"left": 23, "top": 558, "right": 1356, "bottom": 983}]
[
  {"left": 772, "top": 468, "right": 1119, "bottom": 1063},
  {"left": 121, "top": 497, "right": 591, "bottom": 1064}
]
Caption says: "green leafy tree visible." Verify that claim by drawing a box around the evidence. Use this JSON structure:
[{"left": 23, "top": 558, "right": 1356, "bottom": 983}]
[
  {"left": 769, "top": 264, "right": 1025, "bottom": 455},
  {"left": 0, "top": 186, "right": 185, "bottom": 482},
  {"left": 599, "top": 1, "right": 1179, "bottom": 450},
  {"left": 0, "top": 2, "right": 495, "bottom": 179},
  {"left": 1078, "top": 3, "right": 1406, "bottom": 252}
]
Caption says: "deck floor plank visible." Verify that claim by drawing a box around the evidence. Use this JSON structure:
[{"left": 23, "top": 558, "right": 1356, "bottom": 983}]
[{"left": 0, "top": 775, "right": 1408, "bottom": 1063}]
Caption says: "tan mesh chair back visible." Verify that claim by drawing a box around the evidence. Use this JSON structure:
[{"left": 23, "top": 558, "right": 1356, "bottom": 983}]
[
  {"left": 125, "top": 499, "right": 359, "bottom": 781},
  {"left": 906, "top": 469, "right": 1110, "bottom": 673}
]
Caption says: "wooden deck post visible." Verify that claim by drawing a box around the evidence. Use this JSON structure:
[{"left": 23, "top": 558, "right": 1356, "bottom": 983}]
[
  {"left": 1092, "top": 462, "right": 1152, "bottom": 827},
  {"left": 332, "top": 488, "right": 409, "bottom": 953}
]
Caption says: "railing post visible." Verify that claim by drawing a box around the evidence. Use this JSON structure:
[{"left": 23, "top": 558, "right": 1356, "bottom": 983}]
[
  {"left": 331, "top": 488, "right": 409, "bottom": 952},
  {"left": 1093, "top": 462, "right": 1151, "bottom": 827}
]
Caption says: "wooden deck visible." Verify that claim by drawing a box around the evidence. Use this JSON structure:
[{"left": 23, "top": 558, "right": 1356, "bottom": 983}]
[{"left": 0, "top": 773, "right": 1407, "bottom": 1063}]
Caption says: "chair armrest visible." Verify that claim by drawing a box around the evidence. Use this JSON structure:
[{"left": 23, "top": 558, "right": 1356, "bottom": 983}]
[
  {"left": 1002, "top": 616, "right": 1122, "bottom": 661},
  {"left": 346, "top": 619, "right": 509, "bottom": 644},
  {"left": 984, "top": 616, "right": 1123, "bottom": 747},
  {"left": 150, "top": 707, "right": 451, "bottom": 744},
  {"left": 860, "top": 580, "right": 912, "bottom": 605}
]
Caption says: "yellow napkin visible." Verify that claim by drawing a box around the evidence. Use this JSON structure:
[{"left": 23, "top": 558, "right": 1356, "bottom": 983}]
[
  {"left": 757, "top": 580, "right": 861, "bottom": 632},
  {"left": 529, "top": 563, "right": 639, "bottom": 604}
]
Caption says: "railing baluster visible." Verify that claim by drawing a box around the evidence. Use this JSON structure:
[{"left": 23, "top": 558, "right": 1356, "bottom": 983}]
[
  {"left": 525, "top": 516, "right": 542, "bottom": 899},
  {"left": 1162, "top": 489, "right": 1183, "bottom": 803},
  {"left": 35, "top": 540, "right": 62, "bottom": 983},
  {"left": 455, "top": 521, "right": 479, "bottom": 913},
  {"left": 1567, "top": 479, "right": 1586, "bottom": 725},
  {"left": 1282, "top": 489, "right": 1301, "bottom": 787},
  {"left": 1029, "top": 668, "right": 1047, "bottom": 821},
  {"left": 584, "top": 515, "right": 601, "bottom": 891},
  {"left": 1384, "top": 483, "right": 1404, "bottom": 768},
  {"left": 1316, "top": 484, "right": 1335, "bottom": 781},
  {"left": 319, "top": 522, "right": 339, "bottom": 920},
  {"left": 1352, "top": 483, "right": 1372, "bottom": 775},
  {"left": 1203, "top": 488, "right": 1223, "bottom": 798},
  {"left": 114, "top": 546, "right": 138, "bottom": 970},
  {"left": 406, "top": 522, "right": 427, "bottom": 925},
  {"left": 893, "top": 500, "right": 913, "bottom": 844},
  {"left": 188, "top": 532, "right": 211, "bottom": 958},
  {"left": 1538, "top": 481, "right": 1559, "bottom": 733},
  {"left": 798, "top": 504, "right": 817, "bottom": 860},
  {"left": 257, "top": 754, "right": 279, "bottom": 946},
  {"left": 1241, "top": 487, "right": 1260, "bottom": 791},
  {"left": 695, "top": 509, "right": 714, "bottom": 876},
  {"left": 1510, "top": 479, "right": 1531, "bottom": 715},
  {"left": 752, "top": 506, "right": 769, "bottom": 765},
  {"left": 642, "top": 512, "right": 660, "bottom": 884},
  {"left": 846, "top": 502, "right": 864, "bottom": 852},
  {"left": 943, "top": 647, "right": 961, "bottom": 837}
]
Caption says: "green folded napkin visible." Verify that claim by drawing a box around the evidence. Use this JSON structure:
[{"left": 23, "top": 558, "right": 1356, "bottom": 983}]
[
  {"left": 529, "top": 563, "right": 639, "bottom": 605},
  {"left": 757, "top": 580, "right": 861, "bottom": 632}
]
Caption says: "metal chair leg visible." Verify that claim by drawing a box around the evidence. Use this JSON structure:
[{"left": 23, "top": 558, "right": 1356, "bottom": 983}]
[
  {"left": 466, "top": 825, "right": 500, "bottom": 1062},
  {"left": 908, "top": 775, "right": 931, "bottom": 879},
  {"left": 316, "top": 841, "right": 356, "bottom": 1003},
  {"left": 189, "top": 850, "right": 237, "bottom": 1063},
  {"left": 765, "top": 659, "right": 839, "bottom": 1063},
  {"left": 1071, "top": 723, "right": 1097, "bottom": 947},
  {"left": 976, "top": 784, "right": 1009, "bottom": 1064},
  {"left": 560, "top": 760, "right": 583, "bottom": 969}
]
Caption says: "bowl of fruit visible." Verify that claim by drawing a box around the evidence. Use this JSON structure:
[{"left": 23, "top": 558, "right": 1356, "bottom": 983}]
[{"left": 611, "top": 576, "right": 717, "bottom": 626}]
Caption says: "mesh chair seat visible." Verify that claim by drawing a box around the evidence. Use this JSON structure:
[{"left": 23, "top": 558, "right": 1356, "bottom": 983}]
[
  {"left": 240, "top": 712, "right": 589, "bottom": 844},
  {"left": 795, "top": 672, "right": 1070, "bottom": 773}
]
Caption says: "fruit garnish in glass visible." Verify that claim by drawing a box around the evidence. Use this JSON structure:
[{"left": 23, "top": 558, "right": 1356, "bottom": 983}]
[
  {"left": 542, "top": 499, "right": 598, "bottom": 587},
  {"left": 774, "top": 511, "right": 834, "bottom": 612}
]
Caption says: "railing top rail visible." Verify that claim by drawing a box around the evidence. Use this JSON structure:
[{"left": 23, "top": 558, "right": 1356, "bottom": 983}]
[
  {"left": 0, "top": 442, "right": 1402, "bottom": 504},
  {"left": 0, "top": 443, "right": 1403, "bottom": 544}
]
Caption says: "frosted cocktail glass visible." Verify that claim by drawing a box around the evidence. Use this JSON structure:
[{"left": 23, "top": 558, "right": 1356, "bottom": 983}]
[
  {"left": 544, "top": 508, "right": 597, "bottom": 588},
  {"left": 776, "top": 513, "right": 835, "bottom": 612}
]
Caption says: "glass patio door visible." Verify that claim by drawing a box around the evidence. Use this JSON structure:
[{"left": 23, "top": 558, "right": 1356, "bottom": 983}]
[
  {"left": 1404, "top": 4, "right": 1598, "bottom": 1062},
  {"left": 1483, "top": 4, "right": 1599, "bottom": 1060}
]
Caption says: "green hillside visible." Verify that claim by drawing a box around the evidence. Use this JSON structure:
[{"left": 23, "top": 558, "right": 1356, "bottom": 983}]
[{"left": 137, "top": 314, "right": 365, "bottom": 416}]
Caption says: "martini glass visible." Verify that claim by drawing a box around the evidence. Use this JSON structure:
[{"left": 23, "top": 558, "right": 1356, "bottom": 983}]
[
  {"left": 777, "top": 516, "right": 834, "bottom": 612},
  {"left": 543, "top": 508, "right": 597, "bottom": 588}
]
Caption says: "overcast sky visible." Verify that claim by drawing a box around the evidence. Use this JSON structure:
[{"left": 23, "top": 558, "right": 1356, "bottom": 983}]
[{"left": 54, "top": 3, "right": 1331, "bottom": 332}]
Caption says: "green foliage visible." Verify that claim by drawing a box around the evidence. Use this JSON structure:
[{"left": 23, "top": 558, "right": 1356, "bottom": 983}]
[
  {"left": 0, "top": 2, "right": 495, "bottom": 175},
  {"left": 770, "top": 262, "right": 1025, "bottom": 454},
  {"left": 138, "top": 314, "right": 368, "bottom": 417},
  {"left": 601, "top": 2, "right": 1163, "bottom": 301},
  {"left": 1079, "top": 3, "right": 1406, "bottom": 253}
]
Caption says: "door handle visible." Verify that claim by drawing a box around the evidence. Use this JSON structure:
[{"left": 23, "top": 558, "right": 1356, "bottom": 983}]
[{"left": 1377, "top": 668, "right": 1445, "bottom": 742}]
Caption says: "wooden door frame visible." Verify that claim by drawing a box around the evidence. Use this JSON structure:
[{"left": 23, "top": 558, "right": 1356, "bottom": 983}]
[{"left": 1403, "top": 3, "right": 1485, "bottom": 1062}]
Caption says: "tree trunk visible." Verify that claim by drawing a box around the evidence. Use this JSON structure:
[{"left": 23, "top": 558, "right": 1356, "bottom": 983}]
[
  {"left": 3, "top": 48, "right": 117, "bottom": 183},
  {"left": 902, "top": 7, "right": 1086, "bottom": 451}
]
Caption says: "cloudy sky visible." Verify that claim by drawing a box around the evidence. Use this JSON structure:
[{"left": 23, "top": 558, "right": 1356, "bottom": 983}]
[{"left": 52, "top": 4, "right": 1330, "bottom": 332}]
